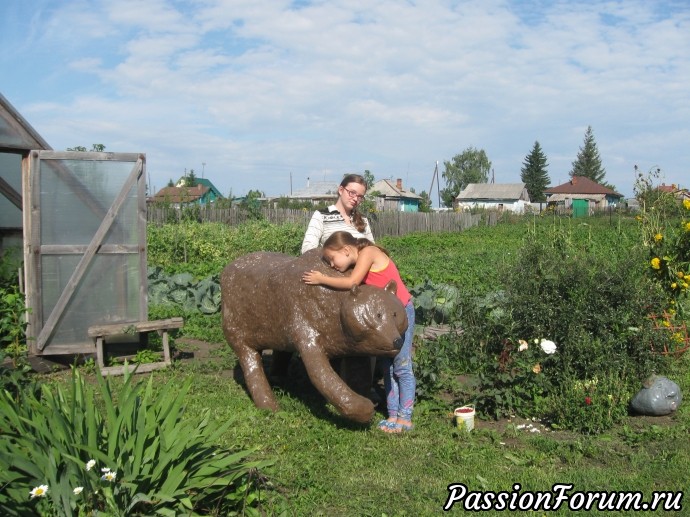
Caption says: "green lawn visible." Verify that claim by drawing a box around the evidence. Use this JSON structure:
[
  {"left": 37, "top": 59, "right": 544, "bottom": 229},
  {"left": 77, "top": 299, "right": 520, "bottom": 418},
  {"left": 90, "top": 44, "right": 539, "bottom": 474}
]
[
  {"left": 139, "top": 348, "right": 689, "bottom": 516},
  {"left": 47, "top": 214, "right": 690, "bottom": 515}
]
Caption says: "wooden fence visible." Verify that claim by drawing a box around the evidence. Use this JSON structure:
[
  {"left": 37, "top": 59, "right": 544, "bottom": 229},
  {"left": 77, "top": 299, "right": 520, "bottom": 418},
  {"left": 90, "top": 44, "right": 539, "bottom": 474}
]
[{"left": 147, "top": 207, "right": 491, "bottom": 238}]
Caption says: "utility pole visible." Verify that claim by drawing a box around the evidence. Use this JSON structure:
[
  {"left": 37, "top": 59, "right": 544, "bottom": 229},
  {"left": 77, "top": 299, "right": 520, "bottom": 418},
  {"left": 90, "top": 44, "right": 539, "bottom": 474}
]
[
  {"left": 428, "top": 161, "right": 441, "bottom": 209},
  {"left": 202, "top": 162, "right": 206, "bottom": 178}
]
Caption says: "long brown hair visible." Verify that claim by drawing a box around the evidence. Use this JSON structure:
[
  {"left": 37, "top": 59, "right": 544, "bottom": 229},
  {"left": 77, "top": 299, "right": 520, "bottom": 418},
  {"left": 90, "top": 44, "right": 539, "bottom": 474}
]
[
  {"left": 340, "top": 174, "right": 368, "bottom": 233},
  {"left": 322, "top": 231, "right": 389, "bottom": 257}
]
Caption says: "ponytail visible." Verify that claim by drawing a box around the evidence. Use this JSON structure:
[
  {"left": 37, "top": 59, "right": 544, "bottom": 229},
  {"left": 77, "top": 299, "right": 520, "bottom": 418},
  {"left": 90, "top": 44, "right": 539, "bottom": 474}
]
[{"left": 351, "top": 208, "right": 367, "bottom": 233}]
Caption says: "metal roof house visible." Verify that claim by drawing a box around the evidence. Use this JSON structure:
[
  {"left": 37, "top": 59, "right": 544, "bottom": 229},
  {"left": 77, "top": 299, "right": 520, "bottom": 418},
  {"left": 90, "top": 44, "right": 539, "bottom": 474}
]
[
  {"left": 656, "top": 183, "right": 690, "bottom": 203},
  {"left": 372, "top": 178, "right": 422, "bottom": 212},
  {"left": 544, "top": 176, "right": 623, "bottom": 214},
  {"left": 151, "top": 177, "right": 224, "bottom": 207},
  {"left": 455, "top": 183, "right": 531, "bottom": 213},
  {"left": 289, "top": 180, "right": 339, "bottom": 205}
]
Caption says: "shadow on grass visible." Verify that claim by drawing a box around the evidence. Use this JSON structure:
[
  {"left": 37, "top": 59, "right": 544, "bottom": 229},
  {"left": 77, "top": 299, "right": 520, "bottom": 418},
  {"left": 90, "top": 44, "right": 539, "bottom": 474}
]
[{"left": 231, "top": 351, "right": 381, "bottom": 431}]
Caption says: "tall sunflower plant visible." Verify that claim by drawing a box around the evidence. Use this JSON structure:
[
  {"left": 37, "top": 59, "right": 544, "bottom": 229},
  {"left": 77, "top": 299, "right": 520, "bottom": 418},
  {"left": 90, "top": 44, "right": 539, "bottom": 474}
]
[{"left": 634, "top": 167, "right": 690, "bottom": 318}]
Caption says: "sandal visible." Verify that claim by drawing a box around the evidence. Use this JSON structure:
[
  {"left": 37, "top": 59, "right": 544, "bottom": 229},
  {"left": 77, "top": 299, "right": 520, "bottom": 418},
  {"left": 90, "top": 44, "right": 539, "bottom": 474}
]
[
  {"left": 377, "top": 419, "right": 397, "bottom": 431},
  {"left": 387, "top": 420, "right": 414, "bottom": 433},
  {"left": 397, "top": 422, "right": 414, "bottom": 432}
]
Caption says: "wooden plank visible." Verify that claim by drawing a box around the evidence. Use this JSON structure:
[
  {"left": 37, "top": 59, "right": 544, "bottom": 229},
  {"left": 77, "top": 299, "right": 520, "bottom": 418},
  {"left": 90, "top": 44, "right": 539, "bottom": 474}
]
[
  {"left": 42, "top": 151, "right": 140, "bottom": 162},
  {"left": 99, "top": 361, "right": 170, "bottom": 377},
  {"left": 39, "top": 244, "right": 140, "bottom": 255},
  {"left": 96, "top": 337, "right": 105, "bottom": 368},
  {"left": 137, "top": 160, "right": 148, "bottom": 322},
  {"left": 89, "top": 317, "right": 181, "bottom": 376},
  {"left": 24, "top": 152, "right": 42, "bottom": 353},
  {"left": 31, "top": 341, "right": 95, "bottom": 355},
  {"left": 36, "top": 157, "right": 144, "bottom": 350},
  {"left": 87, "top": 317, "right": 184, "bottom": 338},
  {"left": 0, "top": 175, "right": 22, "bottom": 209}
]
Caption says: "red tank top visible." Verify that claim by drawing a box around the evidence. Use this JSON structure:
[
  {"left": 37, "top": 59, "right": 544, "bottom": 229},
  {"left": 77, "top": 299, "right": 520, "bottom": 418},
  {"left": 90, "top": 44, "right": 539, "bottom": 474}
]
[{"left": 364, "top": 257, "right": 412, "bottom": 306}]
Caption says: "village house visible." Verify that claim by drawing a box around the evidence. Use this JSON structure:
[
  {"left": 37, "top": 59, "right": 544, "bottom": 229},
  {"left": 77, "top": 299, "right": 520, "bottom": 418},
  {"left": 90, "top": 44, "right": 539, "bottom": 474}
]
[
  {"left": 150, "top": 177, "right": 224, "bottom": 207},
  {"left": 544, "top": 176, "right": 623, "bottom": 216},
  {"left": 454, "top": 183, "right": 531, "bottom": 213},
  {"left": 371, "top": 178, "right": 422, "bottom": 212},
  {"left": 288, "top": 180, "right": 339, "bottom": 205},
  {"left": 656, "top": 183, "right": 690, "bottom": 203}
]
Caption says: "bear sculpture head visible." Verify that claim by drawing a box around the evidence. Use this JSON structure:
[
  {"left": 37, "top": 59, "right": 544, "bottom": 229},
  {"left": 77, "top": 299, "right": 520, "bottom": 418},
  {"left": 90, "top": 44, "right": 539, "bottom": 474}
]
[{"left": 340, "top": 280, "right": 407, "bottom": 357}]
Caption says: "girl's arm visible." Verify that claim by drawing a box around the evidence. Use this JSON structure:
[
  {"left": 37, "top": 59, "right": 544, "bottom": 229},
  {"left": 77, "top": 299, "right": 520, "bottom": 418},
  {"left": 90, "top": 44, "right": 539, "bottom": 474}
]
[{"left": 302, "top": 248, "right": 378, "bottom": 289}]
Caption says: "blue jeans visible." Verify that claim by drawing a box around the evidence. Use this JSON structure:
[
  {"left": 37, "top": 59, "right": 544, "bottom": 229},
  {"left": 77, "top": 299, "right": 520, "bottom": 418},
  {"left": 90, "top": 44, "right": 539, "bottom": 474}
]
[{"left": 381, "top": 301, "right": 416, "bottom": 421}]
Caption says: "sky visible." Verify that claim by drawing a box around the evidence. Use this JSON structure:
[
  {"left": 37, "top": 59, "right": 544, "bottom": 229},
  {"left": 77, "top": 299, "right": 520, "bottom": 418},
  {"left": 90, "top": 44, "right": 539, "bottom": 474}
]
[{"left": 2, "top": 0, "right": 689, "bottom": 202}]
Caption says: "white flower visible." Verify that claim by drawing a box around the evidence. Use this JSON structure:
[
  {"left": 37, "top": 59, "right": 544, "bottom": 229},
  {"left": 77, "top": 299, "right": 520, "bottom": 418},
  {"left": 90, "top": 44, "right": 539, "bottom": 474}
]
[
  {"left": 73, "top": 486, "right": 84, "bottom": 495},
  {"left": 102, "top": 470, "right": 117, "bottom": 482},
  {"left": 518, "top": 339, "right": 529, "bottom": 352},
  {"left": 85, "top": 459, "right": 96, "bottom": 471},
  {"left": 101, "top": 467, "right": 111, "bottom": 473},
  {"left": 30, "top": 485, "right": 49, "bottom": 499},
  {"left": 540, "top": 339, "right": 557, "bottom": 354}
]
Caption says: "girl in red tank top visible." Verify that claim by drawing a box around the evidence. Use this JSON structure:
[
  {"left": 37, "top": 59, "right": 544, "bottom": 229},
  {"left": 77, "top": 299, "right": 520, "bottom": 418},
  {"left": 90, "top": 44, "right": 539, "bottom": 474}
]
[{"left": 302, "top": 231, "right": 416, "bottom": 433}]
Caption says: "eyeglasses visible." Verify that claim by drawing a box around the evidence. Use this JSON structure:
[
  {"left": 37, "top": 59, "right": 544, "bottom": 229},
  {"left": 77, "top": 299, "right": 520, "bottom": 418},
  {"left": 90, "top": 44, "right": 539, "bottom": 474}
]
[{"left": 343, "top": 187, "right": 365, "bottom": 201}]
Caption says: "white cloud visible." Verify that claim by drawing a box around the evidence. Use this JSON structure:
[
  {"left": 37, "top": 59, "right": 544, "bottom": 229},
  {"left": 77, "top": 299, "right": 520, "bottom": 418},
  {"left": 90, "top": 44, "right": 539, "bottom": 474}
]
[{"left": 2, "top": 0, "right": 689, "bottom": 198}]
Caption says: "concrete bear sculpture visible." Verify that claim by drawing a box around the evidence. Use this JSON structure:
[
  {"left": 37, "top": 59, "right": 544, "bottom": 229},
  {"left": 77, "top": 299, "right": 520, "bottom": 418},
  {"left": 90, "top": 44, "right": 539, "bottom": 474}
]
[{"left": 221, "top": 249, "right": 408, "bottom": 423}]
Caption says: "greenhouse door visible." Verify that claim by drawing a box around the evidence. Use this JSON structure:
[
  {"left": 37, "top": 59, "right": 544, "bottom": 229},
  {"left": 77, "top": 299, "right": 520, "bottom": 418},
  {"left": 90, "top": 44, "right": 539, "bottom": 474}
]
[{"left": 23, "top": 151, "right": 147, "bottom": 356}]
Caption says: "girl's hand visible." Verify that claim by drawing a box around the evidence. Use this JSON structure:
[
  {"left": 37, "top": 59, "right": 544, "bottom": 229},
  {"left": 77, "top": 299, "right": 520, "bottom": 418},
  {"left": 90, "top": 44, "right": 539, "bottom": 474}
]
[{"left": 302, "top": 270, "right": 324, "bottom": 285}]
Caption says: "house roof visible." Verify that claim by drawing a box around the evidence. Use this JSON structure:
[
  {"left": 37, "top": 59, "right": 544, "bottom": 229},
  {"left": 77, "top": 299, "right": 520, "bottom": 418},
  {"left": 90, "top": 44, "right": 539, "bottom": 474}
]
[
  {"left": 456, "top": 183, "right": 528, "bottom": 201},
  {"left": 544, "top": 176, "right": 622, "bottom": 198},
  {"left": 151, "top": 185, "right": 209, "bottom": 203},
  {"left": 0, "top": 92, "right": 52, "bottom": 152},
  {"left": 548, "top": 193, "right": 606, "bottom": 202},
  {"left": 176, "top": 177, "right": 224, "bottom": 198},
  {"left": 657, "top": 183, "right": 690, "bottom": 200},
  {"left": 290, "top": 181, "right": 339, "bottom": 199},
  {"left": 195, "top": 178, "right": 224, "bottom": 197},
  {"left": 372, "top": 179, "right": 422, "bottom": 200}
]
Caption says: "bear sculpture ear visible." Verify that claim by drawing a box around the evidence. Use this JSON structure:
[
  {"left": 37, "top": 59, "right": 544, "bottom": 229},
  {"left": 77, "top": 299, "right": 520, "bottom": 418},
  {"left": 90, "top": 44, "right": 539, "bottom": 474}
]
[
  {"left": 349, "top": 284, "right": 360, "bottom": 297},
  {"left": 384, "top": 280, "right": 397, "bottom": 295}
]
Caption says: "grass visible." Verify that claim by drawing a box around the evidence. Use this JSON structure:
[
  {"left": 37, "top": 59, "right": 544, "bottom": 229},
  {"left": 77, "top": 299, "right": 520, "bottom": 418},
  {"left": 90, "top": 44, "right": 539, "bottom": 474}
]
[
  {"left": 88, "top": 350, "right": 687, "bottom": 516},
  {"left": 44, "top": 214, "right": 690, "bottom": 515}
]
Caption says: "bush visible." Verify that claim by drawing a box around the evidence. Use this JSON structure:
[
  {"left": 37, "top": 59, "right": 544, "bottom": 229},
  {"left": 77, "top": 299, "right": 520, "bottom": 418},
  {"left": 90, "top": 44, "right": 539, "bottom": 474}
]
[
  {"left": 0, "top": 285, "right": 30, "bottom": 367},
  {"left": 549, "top": 371, "right": 634, "bottom": 434},
  {"left": 0, "top": 368, "right": 277, "bottom": 516},
  {"left": 474, "top": 338, "right": 557, "bottom": 420},
  {"left": 503, "top": 234, "right": 669, "bottom": 390},
  {"left": 147, "top": 220, "right": 304, "bottom": 278},
  {"left": 429, "top": 220, "right": 673, "bottom": 432},
  {"left": 413, "top": 330, "right": 467, "bottom": 400}
]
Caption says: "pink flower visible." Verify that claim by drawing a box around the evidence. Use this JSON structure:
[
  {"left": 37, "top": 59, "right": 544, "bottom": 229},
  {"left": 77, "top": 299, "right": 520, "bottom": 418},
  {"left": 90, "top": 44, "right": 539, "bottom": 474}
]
[{"left": 585, "top": 397, "right": 592, "bottom": 405}]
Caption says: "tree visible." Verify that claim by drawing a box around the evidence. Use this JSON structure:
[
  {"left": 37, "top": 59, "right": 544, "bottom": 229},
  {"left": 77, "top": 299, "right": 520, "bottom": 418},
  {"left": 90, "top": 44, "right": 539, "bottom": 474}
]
[
  {"left": 185, "top": 169, "right": 198, "bottom": 187},
  {"left": 167, "top": 179, "right": 175, "bottom": 187},
  {"left": 440, "top": 147, "right": 491, "bottom": 207},
  {"left": 520, "top": 141, "right": 550, "bottom": 202},
  {"left": 569, "top": 126, "right": 605, "bottom": 183},
  {"left": 362, "top": 170, "right": 375, "bottom": 190},
  {"left": 66, "top": 144, "right": 106, "bottom": 152},
  {"left": 241, "top": 190, "right": 265, "bottom": 220},
  {"left": 417, "top": 190, "right": 432, "bottom": 212}
]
